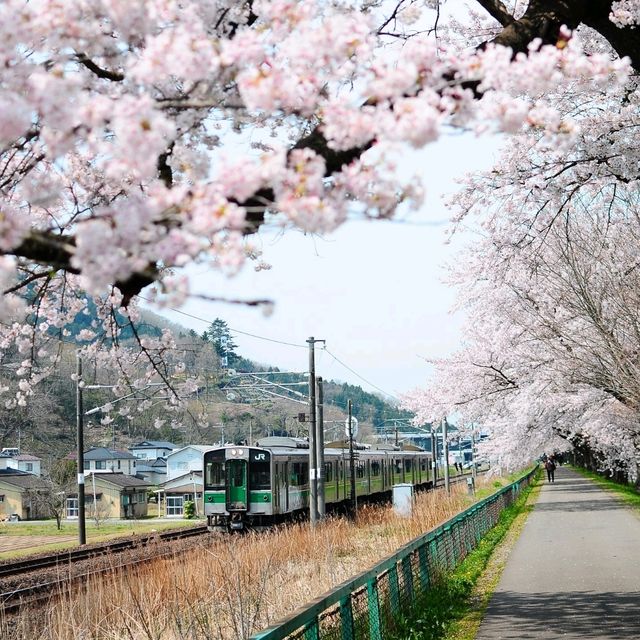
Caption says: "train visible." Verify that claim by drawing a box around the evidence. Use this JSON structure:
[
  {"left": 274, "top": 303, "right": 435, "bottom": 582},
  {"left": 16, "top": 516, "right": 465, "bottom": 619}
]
[{"left": 203, "top": 436, "right": 434, "bottom": 531}]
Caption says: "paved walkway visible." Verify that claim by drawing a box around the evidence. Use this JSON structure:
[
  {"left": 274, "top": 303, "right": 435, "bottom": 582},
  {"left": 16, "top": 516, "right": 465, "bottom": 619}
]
[{"left": 476, "top": 466, "right": 640, "bottom": 639}]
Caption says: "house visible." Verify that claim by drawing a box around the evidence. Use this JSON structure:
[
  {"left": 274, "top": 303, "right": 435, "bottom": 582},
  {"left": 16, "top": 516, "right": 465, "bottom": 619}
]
[
  {"left": 157, "top": 471, "right": 203, "bottom": 517},
  {"left": 67, "top": 473, "right": 152, "bottom": 520},
  {"left": 134, "top": 456, "right": 167, "bottom": 485},
  {"left": 165, "top": 445, "right": 210, "bottom": 481},
  {"left": 129, "top": 440, "right": 177, "bottom": 461},
  {"left": 83, "top": 447, "right": 138, "bottom": 475},
  {"left": 0, "top": 470, "right": 49, "bottom": 520},
  {"left": 0, "top": 450, "right": 42, "bottom": 476},
  {"left": 7, "top": 454, "right": 42, "bottom": 476}
]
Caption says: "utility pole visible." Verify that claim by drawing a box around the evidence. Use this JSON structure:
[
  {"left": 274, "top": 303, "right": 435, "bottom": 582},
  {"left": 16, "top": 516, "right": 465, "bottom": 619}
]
[
  {"left": 307, "top": 336, "right": 324, "bottom": 527},
  {"left": 76, "top": 351, "right": 86, "bottom": 545},
  {"left": 443, "top": 418, "right": 450, "bottom": 494},
  {"left": 316, "top": 376, "right": 326, "bottom": 519},
  {"left": 431, "top": 426, "right": 438, "bottom": 486},
  {"left": 348, "top": 400, "right": 357, "bottom": 519}
]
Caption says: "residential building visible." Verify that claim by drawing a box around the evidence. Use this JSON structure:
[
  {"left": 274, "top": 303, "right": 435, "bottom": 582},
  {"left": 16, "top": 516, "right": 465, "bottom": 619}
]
[
  {"left": 67, "top": 473, "right": 151, "bottom": 520},
  {"left": 83, "top": 447, "right": 138, "bottom": 475},
  {"left": 129, "top": 440, "right": 177, "bottom": 460},
  {"left": 0, "top": 470, "right": 49, "bottom": 520},
  {"left": 165, "top": 445, "right": 210, "bottom": 481},
  {"left": 7, "top": 454, "right": 42, "bottom": 476},
  {"left": 134, "top": 456, "right": 168, "bottom": 485},
  {"left": 158, "top": 471, "right": 203, "bottom": 517}
]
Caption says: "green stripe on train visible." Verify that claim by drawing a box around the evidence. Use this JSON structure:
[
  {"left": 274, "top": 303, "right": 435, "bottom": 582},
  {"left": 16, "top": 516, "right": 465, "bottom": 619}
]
[{"left": 204, "top": 491, "right": 272, "bottom": 504}]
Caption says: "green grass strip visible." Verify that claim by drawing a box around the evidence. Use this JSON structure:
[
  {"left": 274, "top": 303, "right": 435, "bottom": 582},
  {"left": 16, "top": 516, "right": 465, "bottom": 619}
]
[
  {"left": 390, "top": 470, "right": 541, "bottom": 640},
  {"left": 571, "top": 465, "right": 640, "bottom": 509}
]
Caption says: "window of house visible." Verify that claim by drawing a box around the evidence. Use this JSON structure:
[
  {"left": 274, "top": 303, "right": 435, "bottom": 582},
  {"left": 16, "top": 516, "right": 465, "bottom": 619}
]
[
  {"left": 0, "top": 495, "right": 4, "bottom": 503},
  {"left": 26, "top": 463, "right": 33, "bottom": 472},
  {"left": 117, "top": 460, "right": 121, "bottom": 469},
  {"left": 95, "top": 461, "right": 106, "bottom": 470},
  {"left": 84, "top": 461, "right": 90, "bottom": 470}
]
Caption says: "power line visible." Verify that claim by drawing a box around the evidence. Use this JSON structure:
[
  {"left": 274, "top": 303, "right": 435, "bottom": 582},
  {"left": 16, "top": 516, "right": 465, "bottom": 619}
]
[
  {"left": 322, "top": 347, "right": 398, "bottom": 401},
  {"left": 137, "top": 297, "right": 306, "bottom": 349}
]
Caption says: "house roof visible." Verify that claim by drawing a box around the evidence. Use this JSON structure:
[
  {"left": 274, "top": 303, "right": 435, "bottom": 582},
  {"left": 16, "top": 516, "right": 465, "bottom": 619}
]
[
  {"left": 135, "top": 464, "right": 166, "bottom": 474},
  {"left": 84, "top": 447, "right": 136, "bottom": 461},
  {"left": 167, "top": 445, "right": 211, "bottom": 458},
  {"left": 14, "top": 454, "right": 41, "bottom": 461},
  {"left": 150, "top": 457, "right": 167, "bottom": 468},
  {"left": 91, "top": 473, "right": 151, "bottom": 489},
  {"left": 0, "top": 471, "right": 48, "bottom": 490},
  {"left": 130, "top": 441, "right": 177, "bottom": 450}
]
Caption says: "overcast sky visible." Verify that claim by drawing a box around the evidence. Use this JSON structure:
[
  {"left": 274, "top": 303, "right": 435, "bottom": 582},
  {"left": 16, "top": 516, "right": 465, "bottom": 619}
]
[{"left": 157, "top": 132, "right": 501, "bottom": 401}]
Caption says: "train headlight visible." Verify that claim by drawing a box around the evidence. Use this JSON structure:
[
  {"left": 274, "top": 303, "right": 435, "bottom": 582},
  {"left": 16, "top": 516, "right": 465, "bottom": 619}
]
[
  {"left": 231, "top": 449, "right": 237, "bottom": 456},
  {"left": 238, "top": 449, "right": 244, "bottom": 456}
]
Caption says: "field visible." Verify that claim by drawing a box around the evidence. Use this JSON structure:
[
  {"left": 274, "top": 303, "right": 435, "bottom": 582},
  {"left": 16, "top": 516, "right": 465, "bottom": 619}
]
[{"left": 2, "top": 474, "right": 515, "bottom": 640}]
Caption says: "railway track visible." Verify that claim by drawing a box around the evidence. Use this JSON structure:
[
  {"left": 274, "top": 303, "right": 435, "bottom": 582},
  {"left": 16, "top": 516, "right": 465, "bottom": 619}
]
[
  {"left": 0, "top": 524, "right": 210, "bottom": 615},
  {"left": 0, "top": 524, "right": 208, "bottom": 580}
]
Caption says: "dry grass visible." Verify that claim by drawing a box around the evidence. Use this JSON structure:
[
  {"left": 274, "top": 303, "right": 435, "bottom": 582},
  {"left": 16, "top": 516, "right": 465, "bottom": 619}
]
[{"left": 3, "top": 480, "right": 487, "bottom": 640}]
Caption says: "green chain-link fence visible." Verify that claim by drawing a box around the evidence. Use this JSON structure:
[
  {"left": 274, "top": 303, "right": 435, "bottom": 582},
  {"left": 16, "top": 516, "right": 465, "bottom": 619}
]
[{"left": 251, "top": 467, "right": 537, "bottom": 640}]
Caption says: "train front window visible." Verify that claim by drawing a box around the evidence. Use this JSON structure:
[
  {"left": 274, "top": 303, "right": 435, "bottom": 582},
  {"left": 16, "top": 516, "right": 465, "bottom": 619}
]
[
  {"left": 231, "top": 464, "right": 244, "bottom": 487},
  {"left": 205, "top": 461, "right": 225, "bottom": 490},
  {"left": 250, "top": 461, "right": 270, "bottom": 490}
]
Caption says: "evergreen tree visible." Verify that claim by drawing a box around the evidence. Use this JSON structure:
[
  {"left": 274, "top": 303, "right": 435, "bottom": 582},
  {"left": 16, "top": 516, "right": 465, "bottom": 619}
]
[{"left": 202, "top": 319, "right": 239, "bottom": 367}]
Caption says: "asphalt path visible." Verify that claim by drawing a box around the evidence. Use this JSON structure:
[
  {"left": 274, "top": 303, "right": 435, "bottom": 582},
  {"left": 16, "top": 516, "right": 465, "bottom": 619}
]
[{"left": 475, "top": 466, "right": 640, "bottom": 639}]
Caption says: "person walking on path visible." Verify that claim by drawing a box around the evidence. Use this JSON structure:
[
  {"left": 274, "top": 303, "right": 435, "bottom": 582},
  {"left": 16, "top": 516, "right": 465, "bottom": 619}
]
[{"left": 544, "top": 456, "right": 556, "bottom": 483}]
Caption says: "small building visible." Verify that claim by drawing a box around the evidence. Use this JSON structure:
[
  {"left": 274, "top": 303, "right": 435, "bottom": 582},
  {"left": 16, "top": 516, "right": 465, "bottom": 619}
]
[
  {"left": 0, "top": 470, "right": 49, "bottom": 520},
  {"left": 157, "top": 471, "right": 203, "bottom": 517},
  {"left": 83, "top": 447, "right": 138, "bottom": 475},
  {"left": 67, "top": 473, "right": 151, "bottom": 520},
  {"left": 134, "top": 456, "right": 167, "bottom": 485},
  {"left": 129, "top": 440, "right": 177, "bottom": 460},
  {"left": 7, "top": 454, "right": 42, "bottom": 476},
  {"left": 166, "top": 445, "right": 210, "bottom": 481}
]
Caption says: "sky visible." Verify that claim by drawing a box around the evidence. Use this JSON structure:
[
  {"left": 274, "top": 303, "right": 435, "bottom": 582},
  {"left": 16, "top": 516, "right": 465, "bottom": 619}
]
[{"left": 157, "top": 132, "right": 502, "bottom": 401}]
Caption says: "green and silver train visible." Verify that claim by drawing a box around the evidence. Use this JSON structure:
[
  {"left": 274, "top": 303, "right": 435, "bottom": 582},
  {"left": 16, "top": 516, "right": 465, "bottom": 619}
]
[{"left": 203, "top": 436, "right": 433, "bottom": 531}]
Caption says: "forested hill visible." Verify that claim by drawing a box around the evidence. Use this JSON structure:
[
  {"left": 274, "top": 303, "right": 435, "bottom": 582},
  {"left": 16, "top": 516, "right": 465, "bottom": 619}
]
[{"left": 0, "top": 309, "right": 412, "bottom": 457}]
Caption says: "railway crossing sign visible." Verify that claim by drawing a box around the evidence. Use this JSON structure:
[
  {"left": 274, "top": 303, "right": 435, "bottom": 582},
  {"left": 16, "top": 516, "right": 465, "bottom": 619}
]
[{"left": 345, "top": 416, "right": 359, "bottom": 439}]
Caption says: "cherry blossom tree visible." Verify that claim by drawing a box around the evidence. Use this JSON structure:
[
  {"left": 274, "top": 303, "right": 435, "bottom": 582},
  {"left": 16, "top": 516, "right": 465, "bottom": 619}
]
[
  {"left": 403, "top": 2, "right": 640, "bottom": 478},
  {"left": 0, "top": 0, "right": 635, "bottom": 426}
]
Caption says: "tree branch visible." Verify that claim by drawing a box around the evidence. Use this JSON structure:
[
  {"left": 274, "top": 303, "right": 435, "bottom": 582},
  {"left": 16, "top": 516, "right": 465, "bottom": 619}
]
[{"left": 474, "top": 0, "right": 515, "bottom": 26}]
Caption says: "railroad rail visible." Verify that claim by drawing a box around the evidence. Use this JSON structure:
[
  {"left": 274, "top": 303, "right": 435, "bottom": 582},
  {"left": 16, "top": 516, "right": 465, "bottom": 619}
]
[
  {"left": 0, "top": 524, "right": 210, "bottom": 615},
  {"left": 0, "top": 524, "right": 208, "bottom": 580}
]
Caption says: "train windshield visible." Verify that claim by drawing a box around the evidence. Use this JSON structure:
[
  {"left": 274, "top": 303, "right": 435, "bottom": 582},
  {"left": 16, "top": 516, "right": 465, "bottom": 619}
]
[
  {"left": 204, "top": 450, "right": 226, "bottom": 490},
  {"left": 249, "top": 461, "right": 270, "bottom": 490}
]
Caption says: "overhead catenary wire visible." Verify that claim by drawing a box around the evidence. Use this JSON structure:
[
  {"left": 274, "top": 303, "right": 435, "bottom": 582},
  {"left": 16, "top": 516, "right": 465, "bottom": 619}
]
[
  {"left": 322, "top": 346, "right": 399, "bottom": 401},
  {"left": 137, "top": 296, "right": 307, "bottom": 349}
]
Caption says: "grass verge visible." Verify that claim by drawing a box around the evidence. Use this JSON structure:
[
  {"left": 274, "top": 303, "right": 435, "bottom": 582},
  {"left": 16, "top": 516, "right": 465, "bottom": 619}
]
[
  {"left": 391, "top": 469, "right": 542, "bottom": 640},
  {"left": 571, "top": 466, "right": 640, "bottom": 509}
]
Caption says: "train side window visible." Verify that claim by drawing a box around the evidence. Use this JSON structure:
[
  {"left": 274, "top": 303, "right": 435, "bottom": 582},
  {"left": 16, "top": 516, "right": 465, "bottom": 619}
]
[
  {"left": 249, "top": 461, "right": 271, "bottom": 490},
  {"left": 325, "top": 462, "right": 333, "bottom": 483},
  {"left": 356, "top": 461, "right": 365, "bottom": 478},
  {"left": 371, "top": 461, "right": 381, "bottom": 476},
  {"left": 205, "top": 461, "right": 225, "bottom": 489},
  {"left": 394, "top": 459, "right": 402, "bottom": 474},
  {"left": 404, "top": 459, "right": 413, "bottom": 473}
]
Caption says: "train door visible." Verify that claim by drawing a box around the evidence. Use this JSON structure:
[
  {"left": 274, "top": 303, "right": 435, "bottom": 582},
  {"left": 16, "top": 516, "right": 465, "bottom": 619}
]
[
  {"left": 284, "top": 461, "right": 289, "bottom": 511},
  {"left": 226, "top": 459, "right": 248, "bottom": 510},
  {"left": 273, "top": 462, "right": 280, "bottom": 512}
]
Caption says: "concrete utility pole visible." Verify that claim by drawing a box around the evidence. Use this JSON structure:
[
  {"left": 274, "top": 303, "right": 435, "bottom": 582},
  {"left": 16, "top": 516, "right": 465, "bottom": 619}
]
[
  {"left": 348, "top": 400, "right": 357, "bottom": 519},
  {"left": 316, "top": 376, "right": 326, "bottom": 519},
  {"left": 76, "top": 351, "right": 86, "bottom": 545},
  {"left": 443, "top": 418, "right": 450, "bottom": 494},
  {"left": 431, "top": 426, "right": 438, "bottom": 486},
  {"left": 307, "top": 336, "right": 324, "bottom": 527}
]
